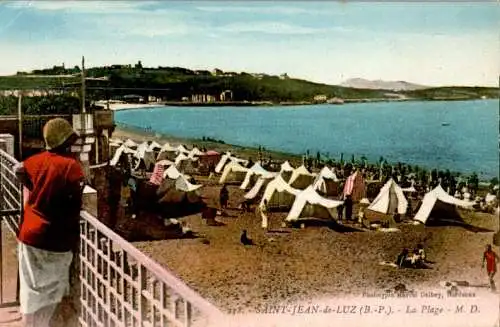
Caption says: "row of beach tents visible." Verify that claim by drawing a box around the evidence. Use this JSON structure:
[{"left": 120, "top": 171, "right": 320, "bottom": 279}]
[
  {"left": 215, "top": 153, "right": 474, "bottom": 225},
  {"left": 108, "top": 138, "right": 209, "bottom": 207},
  {"left": 108, "top": 139, "right": 476, "bottom": 226},
  {"left": 109, "top": 138, "right": 219, "bottom": 175}
]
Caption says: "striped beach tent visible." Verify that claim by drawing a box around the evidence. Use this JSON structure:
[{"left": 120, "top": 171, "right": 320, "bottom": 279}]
[
  {"left": 149, "top": 160, "right": 174, "bottom": 185},
  {"left": 343, "top": 171, "right": 366, "bottom": 201}
]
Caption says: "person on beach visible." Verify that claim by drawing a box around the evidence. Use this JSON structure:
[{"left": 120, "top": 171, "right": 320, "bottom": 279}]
[
  {"left": 416, "top": 244, "right": 426, "bottom": 264},
  {"left": 14, "top": 118, "right": 84, "bottom": 327},
  {"left": 336, "top": 202, "right": 344, "bottom": 221},
  {"left": 240, "top": 230, "right": 254, "bottom": 246},
  {"left": 241, "top": 199, "right": 250, "bottom": 212},
  {"left": 128, "top": 176, "right": 138, "bottom": 219},
  {"left": 406, "top": 198, "right": 413, "bottom": 218},
  {"left": 396, "top": 248, "right": 410, "bottom": 268},
  {"left": 344, "top": 195, "right": 353, "bottom": 221},
  {"left": 393, "top": 209, "right": 401, "bottom": 223},
  {"left": 259, "top": 199, "right": 269, "bottom": 230},
  {"left": 219, "top": 184, "right": 229, "bottom": 212},
  {"left": 482, "top": 244, "right": 499, "bottom": 290},
  {"left": 357, "top": 207, "right": 365, "bottom": 225}
]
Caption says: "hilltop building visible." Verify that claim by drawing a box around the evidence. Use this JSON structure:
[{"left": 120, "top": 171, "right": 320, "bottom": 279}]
[{"left": 280, "top": 73, "right": 290, "bottom": 80}]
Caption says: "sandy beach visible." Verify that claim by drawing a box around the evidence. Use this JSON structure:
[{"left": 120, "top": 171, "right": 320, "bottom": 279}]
[
  {"left": 110, "top": 127, "right": 499, "bottom": 316},
  {"left": 95, "top": 102, "right": 162, "bottom": 111},
  {"left": 131, "top": 182, "right": 498, "bottom": 314}
]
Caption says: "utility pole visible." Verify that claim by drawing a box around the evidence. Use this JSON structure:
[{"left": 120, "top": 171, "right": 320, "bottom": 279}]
[
  {"left": 73, "top": 55, "right": 92, "bottom": 180},
  {"left": 81, "top": 56, "right": 86, "bottom": 114}
]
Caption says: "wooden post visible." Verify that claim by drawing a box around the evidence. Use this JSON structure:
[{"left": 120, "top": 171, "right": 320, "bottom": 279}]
[
  {"left": 81, "top": 56, "right": 86, "bottom": 114},
  {"left": 17, "top": 94, "right": 22, "bottom": 160}
]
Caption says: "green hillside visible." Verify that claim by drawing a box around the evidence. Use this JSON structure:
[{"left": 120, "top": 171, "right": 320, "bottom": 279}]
[{"left": 0, "top": 64, "right": 497, "bottom": 103}]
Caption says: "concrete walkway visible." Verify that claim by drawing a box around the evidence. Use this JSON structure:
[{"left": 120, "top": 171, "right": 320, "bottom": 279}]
[{"left": 0, "top": 222, "right": 21, "bottom": 327}]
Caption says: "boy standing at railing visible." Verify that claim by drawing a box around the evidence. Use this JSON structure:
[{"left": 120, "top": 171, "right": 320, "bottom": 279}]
[{"left": 14, "top": 118, "right": 84, "bottom": 327}]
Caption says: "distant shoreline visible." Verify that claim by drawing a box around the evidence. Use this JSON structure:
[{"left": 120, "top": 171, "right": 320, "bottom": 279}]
[{"left": 104, "top": 97, "right": 494, "bottom": 111}]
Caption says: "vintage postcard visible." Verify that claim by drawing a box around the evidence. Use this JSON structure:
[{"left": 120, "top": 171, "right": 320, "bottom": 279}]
[{"left": 0, "top": 1, "right": 498, "bottom": 327}]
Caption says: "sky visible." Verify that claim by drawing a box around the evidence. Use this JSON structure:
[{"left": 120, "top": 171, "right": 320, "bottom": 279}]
[{"left": 0, "top": 1, "right": 498, "bottom": 87}]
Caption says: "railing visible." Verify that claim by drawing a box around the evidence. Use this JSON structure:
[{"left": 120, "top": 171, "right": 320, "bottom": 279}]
[
  {"left": 0, "top": 149, "right": 22, "bottom": 235},
  {"left": 0, "top": 149, "right": 226, "bottom": 326},
  {"left": 0, "top": 148, "right": 22, "bottom": 308},
  {"left": 78, "top": 211, "right": 224, "bottom": 327}
]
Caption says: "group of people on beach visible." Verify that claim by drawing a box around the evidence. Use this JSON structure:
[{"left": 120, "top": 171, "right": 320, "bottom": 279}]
[{"left": 395, "top": 244, "right": 428, "bottom": 269}]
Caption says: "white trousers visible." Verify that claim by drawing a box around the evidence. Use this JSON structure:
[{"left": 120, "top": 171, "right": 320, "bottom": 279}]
[
  {"left": 18, "top": 242, "right": 73, "bottom": 314},
  {"left": 23, "top": 304, "right": 57, "bottom": 327}
]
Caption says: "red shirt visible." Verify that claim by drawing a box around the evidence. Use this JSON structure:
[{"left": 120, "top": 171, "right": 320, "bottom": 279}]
[
  {"left": 18, "top": 151, "right": 84, "bottom": 252},
  {"left": 484, "top": 250, "right": 497, "bottom": 273}
]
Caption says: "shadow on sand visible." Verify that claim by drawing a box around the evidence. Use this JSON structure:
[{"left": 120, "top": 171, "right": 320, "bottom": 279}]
[
  {"left": 290, "top": 219, "right": 364, "bottom": 233},
  {"left": 428, "top": 220, "right": 494, "bottom": 233}
]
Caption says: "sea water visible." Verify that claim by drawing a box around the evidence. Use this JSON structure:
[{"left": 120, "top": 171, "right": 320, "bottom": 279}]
[{"left": 115, "top": 99, "right": 499, "bottom": 179}]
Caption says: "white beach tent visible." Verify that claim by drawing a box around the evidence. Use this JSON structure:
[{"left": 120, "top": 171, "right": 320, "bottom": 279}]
[
  {"left": 160, "top": 142, "right": 178, "bottom": 153},
  {"left": 163, "top": 165, "right": 185, "bottom": 180},
  {"left": 188, "top": 147, "right": 205, "bottom": 158},
  {"left": 157, "top": 175, "right": 202, "bottom": 204},
  {"left": 281, "top": 161, "right": 294, "bottom": 172},
  {"left": 232, "top": 157, "right": 249, "bottom": 166},
  {"left": 240, "top": 162, "right": 276, "bottom": 190},
  {"left": 124, "top": 139, "right": 138, "bottom": 148},
  {"left": 244, "top": 175, "right": 275, "bottom": 201},
  {"left": 110, "top": 145, "right": 136, "bottom": 166},
  {"left": 312, "top": 166, "right": 340, "bottom": 196},
  {"left": 133, "top": 142, "right": 156, "bottom": 171},
  {"left": 368, "top": 178, "right": 408, "bottom": 215},
  {"left": 215, "top": 152, "right": 232, "bottom": 173},
  {"left": 175, "top": 153, "right": 190, "bottom": 166},
  {"left": 285, "top": 186, "right": 344, "bottom": 222},
  {"left": 147, "top": 141, "right": 162, "bottom": 152},
  {"left": 288, "top": 165, "right": 317, "bottom": 190},
  {"left": 317, "top": 166, "right": 338, "bottom": 181},
  {"left": 175, "top": 175, "right": 202, "bottom": 192},
  {"left": 343, "top": 171, "right": 366, "bottom": 201},
  {"left": 279, "top": 161, "right": 295, "bottom": 182},
  {"left": 157, "top": 142, "right": 178, "bottom": 161},
  {"left": 219, "top": 161, "right": 249, "bottom": 184},
  {"left": 414, "top": 185, "right": 474, "bottom": 225},
  {"left": 260, "top": 175, "right": 301, "bottom": 210},
  {"left": 176, "top": 144, "right": 190, "bottom": 154}
]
